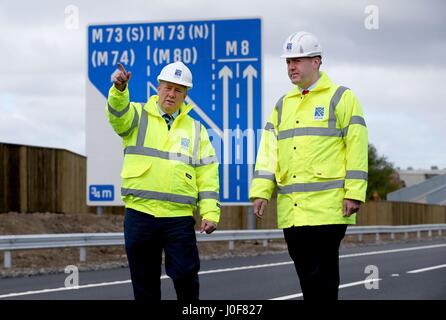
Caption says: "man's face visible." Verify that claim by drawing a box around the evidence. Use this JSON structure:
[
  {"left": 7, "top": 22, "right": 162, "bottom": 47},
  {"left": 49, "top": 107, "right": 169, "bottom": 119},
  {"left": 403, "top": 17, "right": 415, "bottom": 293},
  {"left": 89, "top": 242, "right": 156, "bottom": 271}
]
[
  {"left": 286, "top": 57, "right": 320, "bottom": 87},
  {"left": 157, "top": 81, "right": 188, "bottom": 114}
]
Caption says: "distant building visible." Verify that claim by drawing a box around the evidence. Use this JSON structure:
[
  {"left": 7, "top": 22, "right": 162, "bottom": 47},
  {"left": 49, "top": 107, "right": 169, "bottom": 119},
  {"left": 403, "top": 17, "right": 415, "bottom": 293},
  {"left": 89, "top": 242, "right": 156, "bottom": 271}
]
[
  {"left": 388, "top": 167, "right": 446, "bottom": 205},
  {"left": 396, "top": 167, "right": 446, "bottom": 188}
]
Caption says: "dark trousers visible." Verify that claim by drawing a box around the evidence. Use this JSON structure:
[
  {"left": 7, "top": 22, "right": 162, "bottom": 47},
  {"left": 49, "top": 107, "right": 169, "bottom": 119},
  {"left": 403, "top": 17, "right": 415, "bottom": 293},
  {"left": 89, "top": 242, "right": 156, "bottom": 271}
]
[
  {"left": 283, "top": 224, "right": 347, "bottom": 301},
  {"left": 124, "top": 208, "right": 200, "bottom": 301}
]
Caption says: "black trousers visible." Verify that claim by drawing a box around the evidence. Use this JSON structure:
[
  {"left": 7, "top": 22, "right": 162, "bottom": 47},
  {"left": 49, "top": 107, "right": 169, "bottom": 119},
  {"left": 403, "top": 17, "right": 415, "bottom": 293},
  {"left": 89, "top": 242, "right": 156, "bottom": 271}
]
[
  {"left": 124, "top": 208, "right": 200, "bottom": 301},
  {"left": 283, "top": 224, "right": 347, "bottom": 301}
]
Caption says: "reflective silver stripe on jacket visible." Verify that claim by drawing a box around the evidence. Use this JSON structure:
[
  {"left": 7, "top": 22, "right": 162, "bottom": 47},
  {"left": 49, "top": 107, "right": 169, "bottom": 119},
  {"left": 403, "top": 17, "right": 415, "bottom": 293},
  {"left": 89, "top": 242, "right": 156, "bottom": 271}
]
[
  {"left": 126, "top": 106, "right": 210, "bottom": 167},
  {"left": 195, "top": 155, "right": 219, "bottom": 167},
  {"left": 121, "top": 188, "right": 197, "bottom": 205},
  {"left": 278, "top": 127, "right": 343, "bottom": 140},
  {"left": 328, "top": 86, "right": 349, "bottom": 129},
  {"left": 124, "top": 147, "right": 217, "bottom": 167},
  {"left": 278, "top": 180, "right": 345, "bottom": 194},
  {"left": 198, "top": 191, "right": 219, "bottom": 201},
  {"left": 349, "top": 115, "right": 367, "bottom": 127},
  {"left": 253, "top": 170, "right": 276, "bottom": 182},
  {"left": 275, "top": 95, "right": 286, "bottom": 128},
  {"left": 275, "top": 86, "right": 351, "bottom": 140},
  {"left": 192, "top": 120, "right": 201, "bottom": 165},
  {"left": 125, "top": 146, "right": 193, "bottom": 165},
  {"left": 118, "top": 106, "right": 139, "bottom": 137},
  {"left": 342, "top": 116, "right": 367, "bottom": 137},
  {"left": 346, "top": 170, "right": 368, "bottom": 180},
  {"left": 108, "top": 103, "right": 130, "bottom": 118},
  {"left": 136, "top": 104, "right": 148, "bottom": 146},
  {"left": 264, "top": 122, "right": 276, "bottom": 135}
]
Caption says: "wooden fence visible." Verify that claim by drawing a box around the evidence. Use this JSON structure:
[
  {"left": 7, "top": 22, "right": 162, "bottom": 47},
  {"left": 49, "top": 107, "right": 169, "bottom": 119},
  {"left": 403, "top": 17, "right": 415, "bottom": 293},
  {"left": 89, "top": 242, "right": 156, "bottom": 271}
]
[
  {"left": 75, "top": 199, "right": 446, "bottom": 229},
  {"left": 0, "top": 143, "right": 89, "bottom": 213},
  {"left": 1, "top": 143, "right": 446, "bottom": 228}
]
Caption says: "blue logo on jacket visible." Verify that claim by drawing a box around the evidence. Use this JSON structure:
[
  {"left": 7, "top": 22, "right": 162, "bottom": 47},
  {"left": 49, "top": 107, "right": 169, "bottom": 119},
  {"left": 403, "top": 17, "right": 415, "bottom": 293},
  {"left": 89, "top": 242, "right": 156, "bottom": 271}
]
[
  {"left": 181, "top": 137, "right": 190, "bottom": 150},
  {"left": 314, "top": 107, "right": 325, "bottom": 120}
]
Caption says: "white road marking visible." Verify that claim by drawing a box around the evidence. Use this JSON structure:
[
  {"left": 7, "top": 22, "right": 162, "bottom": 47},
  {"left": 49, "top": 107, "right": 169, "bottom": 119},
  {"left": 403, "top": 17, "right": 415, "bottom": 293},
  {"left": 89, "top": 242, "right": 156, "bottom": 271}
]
[
  {"left": 339, "top": 243, "right": 446, "bottom": 258},
  {"left": 269, "top": 278, "right": 382, "bottom": 300},
  {"left": 0, "top": 262, "right": 291, "bottom": 299},
  {"left": 1, "top": 243, "right": 445, "bottom": 299},
  {"left": 407, "top": 263, "right": 446, "bottom": 274},
  {"left": 0, "top": 280, "right": 132, "bottom": 299}
]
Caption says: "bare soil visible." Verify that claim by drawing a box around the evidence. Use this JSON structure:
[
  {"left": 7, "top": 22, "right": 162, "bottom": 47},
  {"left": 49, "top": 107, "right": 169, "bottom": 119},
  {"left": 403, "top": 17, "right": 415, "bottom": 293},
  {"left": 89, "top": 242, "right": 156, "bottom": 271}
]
[{"left": 0, "top": 212, "right": 287, "bottom": 278}]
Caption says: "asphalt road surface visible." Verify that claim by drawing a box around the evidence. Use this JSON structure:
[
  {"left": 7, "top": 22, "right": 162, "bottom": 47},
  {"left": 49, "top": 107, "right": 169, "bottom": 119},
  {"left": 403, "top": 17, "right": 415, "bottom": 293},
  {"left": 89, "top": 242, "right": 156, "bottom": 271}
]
[{"left": 1, "top": 239, "right": 445, "bottom": 300}]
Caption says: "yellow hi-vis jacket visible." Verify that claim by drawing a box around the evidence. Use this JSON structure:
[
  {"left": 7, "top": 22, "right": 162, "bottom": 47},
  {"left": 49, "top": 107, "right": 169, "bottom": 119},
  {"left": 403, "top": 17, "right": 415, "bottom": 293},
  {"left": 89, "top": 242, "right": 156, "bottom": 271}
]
[
  {"left": 249, "top": 72, "right": 368, "bottom": 228},
  {"left": 106, "top": 85, "right": 221, "bottom": 223}
]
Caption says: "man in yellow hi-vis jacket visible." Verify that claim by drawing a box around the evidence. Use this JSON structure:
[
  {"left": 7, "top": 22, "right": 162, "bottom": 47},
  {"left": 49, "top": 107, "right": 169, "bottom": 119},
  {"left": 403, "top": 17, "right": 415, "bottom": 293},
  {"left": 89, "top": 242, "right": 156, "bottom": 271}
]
[
  {"left": 249, "top": 32, "right": 368, "bottom": 300},
  {"left": 107, "top": 61, "right": 220, "bottom": 301}
]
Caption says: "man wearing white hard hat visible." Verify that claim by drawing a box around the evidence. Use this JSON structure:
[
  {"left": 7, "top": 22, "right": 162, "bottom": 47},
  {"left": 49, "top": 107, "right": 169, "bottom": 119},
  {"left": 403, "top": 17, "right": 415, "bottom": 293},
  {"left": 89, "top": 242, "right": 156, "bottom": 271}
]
[
  {"left": 107, "top": 61, "right": 220, "bottom": 301},
  {"left": 250, "top": 32, "right": 368, "bottom": 300}
]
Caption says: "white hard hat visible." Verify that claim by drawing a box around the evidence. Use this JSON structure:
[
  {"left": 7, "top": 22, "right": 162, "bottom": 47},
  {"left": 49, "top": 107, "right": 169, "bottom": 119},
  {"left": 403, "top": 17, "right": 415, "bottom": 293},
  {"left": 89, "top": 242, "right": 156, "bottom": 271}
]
[
  {"left": 157, "top": 61, "right": 193, "bottom": 88},
  {"left": 280, "top": 31, "right": 322, "bottom": 59}
]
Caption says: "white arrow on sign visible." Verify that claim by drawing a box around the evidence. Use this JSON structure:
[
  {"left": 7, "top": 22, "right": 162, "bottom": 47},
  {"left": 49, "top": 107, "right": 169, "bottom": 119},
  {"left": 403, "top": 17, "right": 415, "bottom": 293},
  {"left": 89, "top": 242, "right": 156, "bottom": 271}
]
[
  {"left": 243, "top": 65, "right": 257, "bottom": 188},
  {"left": 219, "top": 66, "right": 233, "bottom": 199}
]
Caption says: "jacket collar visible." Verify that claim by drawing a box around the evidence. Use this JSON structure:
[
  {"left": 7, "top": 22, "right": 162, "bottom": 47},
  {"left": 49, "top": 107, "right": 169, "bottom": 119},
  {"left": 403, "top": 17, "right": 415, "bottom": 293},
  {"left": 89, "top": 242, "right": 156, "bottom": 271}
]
[
  {"left": 144, "top": 95, "right": 193, "bottom": 119},
  {"left": 287, "top": 71, "right": 333, "bottom": 98}
]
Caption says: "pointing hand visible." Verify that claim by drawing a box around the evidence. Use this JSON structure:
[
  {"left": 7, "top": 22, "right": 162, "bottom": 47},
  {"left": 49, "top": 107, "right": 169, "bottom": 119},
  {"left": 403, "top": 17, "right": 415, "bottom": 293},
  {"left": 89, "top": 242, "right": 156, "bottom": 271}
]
[{"left": 111, "top": 63, "right": 132, "bottom": 91}]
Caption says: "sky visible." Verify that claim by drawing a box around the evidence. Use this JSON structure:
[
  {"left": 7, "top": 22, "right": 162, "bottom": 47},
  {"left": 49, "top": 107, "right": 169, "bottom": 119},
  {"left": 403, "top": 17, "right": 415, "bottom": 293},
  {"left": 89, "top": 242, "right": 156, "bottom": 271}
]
[{"left": 0, "top": 0, "right": 445, "bottom": 170}]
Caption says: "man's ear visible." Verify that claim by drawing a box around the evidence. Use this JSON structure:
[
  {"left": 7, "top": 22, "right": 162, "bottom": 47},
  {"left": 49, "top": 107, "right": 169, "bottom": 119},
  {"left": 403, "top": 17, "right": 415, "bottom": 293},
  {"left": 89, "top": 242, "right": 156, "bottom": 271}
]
[{"left": 157, "top": 80, "right": 165, "bottom": 92}]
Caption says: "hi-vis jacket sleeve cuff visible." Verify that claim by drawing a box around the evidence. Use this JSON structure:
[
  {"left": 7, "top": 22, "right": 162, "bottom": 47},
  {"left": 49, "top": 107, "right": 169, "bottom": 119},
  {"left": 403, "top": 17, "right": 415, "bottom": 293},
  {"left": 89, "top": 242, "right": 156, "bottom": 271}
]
[
  {"left": 344, "top": 189, "right": 366, "bottom": 203},
  {"left": 249, "top": 178, "right": 275, "bottom": 202},
  {"left": 200, "top": 200, "right": 220, "bottom": 224},
  {"left": 108, "top": 85, "right": 130, "bottom": 111}
]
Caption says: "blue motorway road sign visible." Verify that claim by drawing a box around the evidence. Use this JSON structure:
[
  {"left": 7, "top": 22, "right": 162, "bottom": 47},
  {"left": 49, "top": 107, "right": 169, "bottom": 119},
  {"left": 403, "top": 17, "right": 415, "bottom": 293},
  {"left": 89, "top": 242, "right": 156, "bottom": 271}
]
[
  {"left": 89, "top": 185, "right": 114, "bottom": 202},
  {"left": 88, "top": 18, "right": 262, "bottom": 204}
]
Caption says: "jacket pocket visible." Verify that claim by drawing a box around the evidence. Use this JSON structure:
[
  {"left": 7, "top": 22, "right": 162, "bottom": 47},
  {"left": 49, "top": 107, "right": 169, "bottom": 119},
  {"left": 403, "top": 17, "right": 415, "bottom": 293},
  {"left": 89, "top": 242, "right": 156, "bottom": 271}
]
[
  {"left": 121, "top": 158, "right": 152, "bottom": 178},
  {"left": 173, "top": 164, "right": 197, "bottom": 196},
  {"left": 313, "top": 164, "right": 345, "bottom": 179}
]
